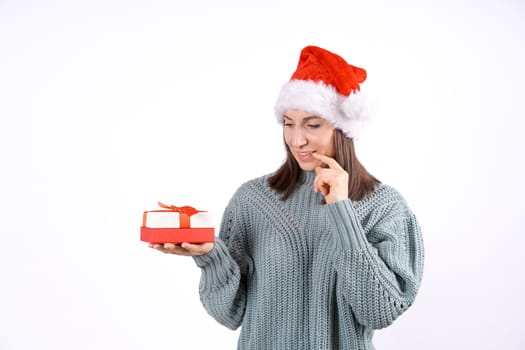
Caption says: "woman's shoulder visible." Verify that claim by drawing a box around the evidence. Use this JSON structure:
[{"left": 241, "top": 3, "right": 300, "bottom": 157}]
[
  {"left": 230, "top": 173, "right": 274, "bottom": 200},
  {"left": 354, "top": 183, "right": 412, "bottom": 217},
  {"left": 352, "top": 183, "right": 418, "bottom": 232},
  {"left": 366, "top": 183, "right": 406, "bottom": 203}
]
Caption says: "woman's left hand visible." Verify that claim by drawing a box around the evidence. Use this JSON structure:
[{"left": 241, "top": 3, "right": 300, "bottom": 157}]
[
  {"left": 312, "top": 153, "right": 349, "bottom": 204},
  {"left": 149, "top": 242, "right": 214, "bottom": 256}
]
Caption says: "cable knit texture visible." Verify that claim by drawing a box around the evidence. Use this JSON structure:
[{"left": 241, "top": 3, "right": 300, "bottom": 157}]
[{"left": 193, "top": 171, "right": 424, "bottom": 350}]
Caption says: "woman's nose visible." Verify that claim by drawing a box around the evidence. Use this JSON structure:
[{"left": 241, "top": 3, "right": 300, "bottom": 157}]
[{"left": 290, "top": 128, "right": 308, "bottom": 147}]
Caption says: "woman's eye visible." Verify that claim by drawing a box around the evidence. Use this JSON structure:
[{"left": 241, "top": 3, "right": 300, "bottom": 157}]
[
  {"left": 307, "top": 124, "right": 320, "bottom": 129},
  {"left": 283, "top": 123, "right": 293, "bottom": 128}
]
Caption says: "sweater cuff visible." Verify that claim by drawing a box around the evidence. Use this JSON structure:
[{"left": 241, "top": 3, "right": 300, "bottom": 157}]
[
  {"left": 192, "top": 238, "right": 239, "bottom": 290},
  {"left": 192, "top": 238, "right": 228, "bottom": 268},
  {"left": 326, "top": 199, "right": 369, "bottom": 252}
]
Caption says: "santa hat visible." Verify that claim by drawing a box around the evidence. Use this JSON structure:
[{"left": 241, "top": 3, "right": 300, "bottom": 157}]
[{"left": 274, "top": 45, "right": 370, "bottom": 139}]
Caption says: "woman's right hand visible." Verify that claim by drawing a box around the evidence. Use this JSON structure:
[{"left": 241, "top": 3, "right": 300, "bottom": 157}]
[{"left": 149, "top": 242, "right": 214, "bottom": 256}]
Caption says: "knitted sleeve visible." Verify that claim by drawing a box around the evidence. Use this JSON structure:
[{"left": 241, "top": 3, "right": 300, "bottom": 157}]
[
  {"left": 326, "top": 187, "right": 424, "bottom": 330},
  {"left": 192, "top": 195, "right": 252, "bottom": 330}
]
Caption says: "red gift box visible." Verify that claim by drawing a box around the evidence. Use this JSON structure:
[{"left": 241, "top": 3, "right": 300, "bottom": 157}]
[{"left": 140, "top": 202, "right": 215, "bottom": 244}]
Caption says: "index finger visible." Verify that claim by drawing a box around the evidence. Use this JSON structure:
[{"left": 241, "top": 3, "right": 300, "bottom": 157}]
[{"left": 312, "top": 152, "right": 343, "bottom": 170}]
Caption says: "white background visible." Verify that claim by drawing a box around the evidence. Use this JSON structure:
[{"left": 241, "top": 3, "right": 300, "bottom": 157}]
[{"left": 1, "top": 0, "right": 524, "bottom": 349}]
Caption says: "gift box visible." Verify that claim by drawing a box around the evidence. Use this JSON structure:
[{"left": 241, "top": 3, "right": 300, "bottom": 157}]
[{"left": 140, "top": 202, "right": 215, "bottom": 243}]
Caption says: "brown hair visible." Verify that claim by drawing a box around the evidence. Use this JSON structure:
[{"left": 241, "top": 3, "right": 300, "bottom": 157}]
[{"left": 268, "top": 129, "right": 380, "bottom": 201}]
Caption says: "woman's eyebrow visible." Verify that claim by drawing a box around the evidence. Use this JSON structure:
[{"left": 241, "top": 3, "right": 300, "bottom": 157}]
[
  {"left": 303, "top": 116, "right": 322, "bottom": 121},
  {"left": 282, "top": 115, "right": 321, "bottom": 121}
]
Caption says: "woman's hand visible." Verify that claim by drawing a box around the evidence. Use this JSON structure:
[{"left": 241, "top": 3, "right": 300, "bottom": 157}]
[
  {"left": 149, "top": 242, "right": 214, "bottom": 256},
  {"left": 312, "top": 153, "right": 349, "bottom": 204}
]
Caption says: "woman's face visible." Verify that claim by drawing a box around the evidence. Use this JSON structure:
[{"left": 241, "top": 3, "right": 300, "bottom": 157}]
[{"left": 283, "top": 109, "right": 335, "bottom": 171}]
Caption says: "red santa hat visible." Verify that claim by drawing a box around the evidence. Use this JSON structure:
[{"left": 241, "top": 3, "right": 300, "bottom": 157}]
[{"left": 274, "top": 45, "right": 370, "bottom": 139}]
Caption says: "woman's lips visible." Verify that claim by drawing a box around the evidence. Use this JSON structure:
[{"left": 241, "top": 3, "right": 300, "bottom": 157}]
[{"left": 296, "top": 150, "right": 316, "bottom": 161}]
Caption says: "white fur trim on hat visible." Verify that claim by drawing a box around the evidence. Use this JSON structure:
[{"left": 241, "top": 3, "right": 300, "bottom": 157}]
[{"left": 274, "top": 80, "right": 370, "bottom": 139}]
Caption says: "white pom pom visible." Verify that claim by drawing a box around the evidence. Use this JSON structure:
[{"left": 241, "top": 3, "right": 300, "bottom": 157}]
[
  {"left": 340, "top": 90, "right": 370, "bottom": 139},
  {"left": 341, "top": 90, "right": 369, "bottom": 121}
]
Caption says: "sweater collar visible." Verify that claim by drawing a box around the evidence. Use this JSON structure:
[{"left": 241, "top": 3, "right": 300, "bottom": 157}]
[{"left": 301, "top": 171, "right": 316, "bottom": 185}]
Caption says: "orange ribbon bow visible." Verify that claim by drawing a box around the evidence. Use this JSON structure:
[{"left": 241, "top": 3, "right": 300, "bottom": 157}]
[{"left": 143, "top": 202, "right": 206, "bottom": 228}]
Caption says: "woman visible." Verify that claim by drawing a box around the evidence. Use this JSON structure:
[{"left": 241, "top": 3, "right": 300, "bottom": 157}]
[{"left": 150, "top": 45, "right": 425, "bottom": 349}]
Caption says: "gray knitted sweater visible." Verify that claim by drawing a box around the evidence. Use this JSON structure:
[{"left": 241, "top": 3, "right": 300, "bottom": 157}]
[{"left": 193, "top": 171, "right": 424, "bottom": 349}]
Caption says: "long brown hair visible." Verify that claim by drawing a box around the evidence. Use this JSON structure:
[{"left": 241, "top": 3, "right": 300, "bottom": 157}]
[{"left": 268, "top": 129, "right": 380, "bottom": 201}]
